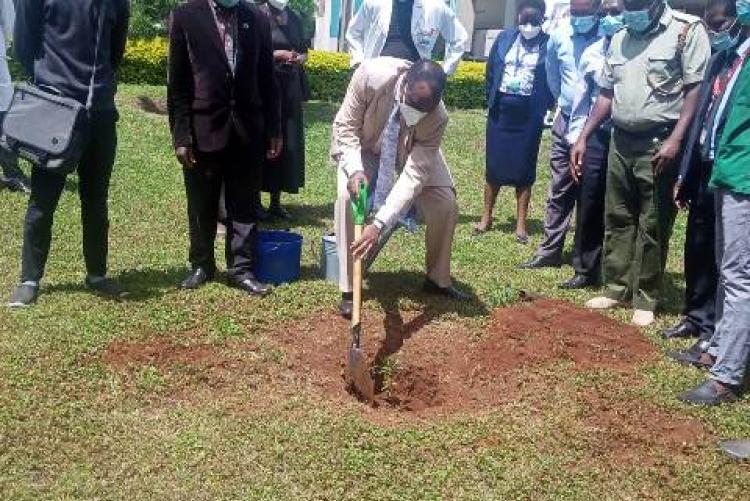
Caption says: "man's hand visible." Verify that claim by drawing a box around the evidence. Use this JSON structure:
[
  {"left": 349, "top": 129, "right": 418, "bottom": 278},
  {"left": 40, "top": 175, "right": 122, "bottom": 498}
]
[
  {"left": 652, "top": 137, "right": 681, "bottom": 175},
  {"left": 347, "top": 171, "right": 369, "bottom": 199},
  {"left": 570, "top": 138, "right": 587, "bottom": 183},
  {"left": 267, "top": 137, "right": 283, "bottom": 159},
  {"left": 274, "top": 50, "right": 297, "bottom": 64},
  {"left": 351, "top": 224, "right": 381, "bottom": 260},
  {"left": 176, "top": 146, "right": 195, "bottom": 168},
  {"left": 673, "top": 180, "right": 689, "bottom": 210}
]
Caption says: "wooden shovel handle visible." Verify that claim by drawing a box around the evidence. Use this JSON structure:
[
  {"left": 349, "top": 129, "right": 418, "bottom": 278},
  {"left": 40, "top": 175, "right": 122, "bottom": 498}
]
[{"left": 352, "top": 223, "right": 363, "bottom": 328}]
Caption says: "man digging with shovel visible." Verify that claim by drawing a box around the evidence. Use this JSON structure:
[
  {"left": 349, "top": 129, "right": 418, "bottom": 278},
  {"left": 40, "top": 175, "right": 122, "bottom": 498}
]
[{"left": 331, "top": 57, "right": 469, "bottom": 321}]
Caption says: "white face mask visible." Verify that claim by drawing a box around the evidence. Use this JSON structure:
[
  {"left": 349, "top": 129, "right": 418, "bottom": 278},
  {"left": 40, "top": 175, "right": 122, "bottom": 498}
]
[
  {"left": 399, "top": 102, "right": 428, "bottom": 127},
  {"left": 268, "top": 0, "right": 289, "bottom": 10},
  {"left": 519, "top": 24, "right": 542, "bottom": 40}
]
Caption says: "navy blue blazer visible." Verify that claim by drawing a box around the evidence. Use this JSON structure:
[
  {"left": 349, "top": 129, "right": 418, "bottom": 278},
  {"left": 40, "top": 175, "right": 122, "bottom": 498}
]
[
  {"left": 677, "top": 50, "right": 731, "bottom": 202},
  {"left": 485, "top": 29, "right": 554, "bottom": 117}
]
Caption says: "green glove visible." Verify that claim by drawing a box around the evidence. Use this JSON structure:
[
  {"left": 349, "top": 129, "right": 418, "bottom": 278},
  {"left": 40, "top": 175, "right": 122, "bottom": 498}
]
[{"left": 351, "top": 182, "right": 369, "bottom": 225}]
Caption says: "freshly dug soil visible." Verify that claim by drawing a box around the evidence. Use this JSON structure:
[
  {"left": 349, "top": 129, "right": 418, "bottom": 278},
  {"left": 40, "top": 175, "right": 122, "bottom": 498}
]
[
  {"left": 100, "top": 298, "right": 711, "bottom": 463},
  {"left": 275, "top": 298, "right": 656, "bottom": 415}
]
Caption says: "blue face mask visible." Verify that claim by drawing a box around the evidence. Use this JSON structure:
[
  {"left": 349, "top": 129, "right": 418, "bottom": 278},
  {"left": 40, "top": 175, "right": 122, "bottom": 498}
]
[
  {"left": 623, "top": 0, "right": 660, "bottom": 34},
  {"left": 571, "top": 15, "right": 599, "bottom": 34},
  {"left": 215, "top": 0, "right": 240, "bottom": 7},
  {"left": 709, "top": 24, "right": 741, "bottom": 52},
  {"left": 622, "top": 10, "right": 650, "bottom": 33},
  {"left": 738, "top": 0, "right": 750, "bottom": 26},
  {"left": 599, "top": 14, "right": 625, "bottom": 37}
]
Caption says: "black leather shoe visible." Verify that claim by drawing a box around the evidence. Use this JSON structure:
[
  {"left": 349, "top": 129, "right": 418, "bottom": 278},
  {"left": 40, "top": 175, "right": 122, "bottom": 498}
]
[
  {"left": 517, "top": 255, "right": 562, "bottom": 269},
  {"left": 678, "top": 379, "right": 740, "bottom": 406},
  {"left": 669, "top": 342, "right": 714, "bottom": 369},
  {"left": 422, "top": 279, "right": 470, "bottom": 301},
  {"left": 3, "top": 175, "right": 31, "bottom": 194},
  {"left": 179, "top": 268, "right": 213, "bottom": 290},
  {"left": 233, "top": 275, "right": 271, "bottom": 297},
  {"left": 662, "top": 319, "right": 700, "bottom": 339},
  {"left": 340, "top": 302, "right": 353, "bottom": 319},
  {"left": 255, "top": 205, "right": 270, "bottom": 222},
  {"left": 559, "top": 274, "right": 597, "bottom": 289},
  {"left": 8, "top": 283, "right": 39, "bottom": 308},
  {"left": 268, "top": 205, "right": 293, "bottom": 221},
  {"left": 85, "top": 277, "right": 129, "bottom": 300}
]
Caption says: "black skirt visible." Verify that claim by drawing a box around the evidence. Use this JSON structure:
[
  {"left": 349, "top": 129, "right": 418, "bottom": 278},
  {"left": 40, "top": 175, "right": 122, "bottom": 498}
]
[
  {"left": 485, "top": 93, "right": 545, "bottom": 188},
  {"left": 262, "top": 64, "right": 305, "bottom": 194}
]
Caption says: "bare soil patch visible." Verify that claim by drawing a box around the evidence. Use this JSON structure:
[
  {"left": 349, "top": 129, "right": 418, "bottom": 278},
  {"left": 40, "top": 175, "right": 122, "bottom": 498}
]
[
  {"left": 99, "top": 298, "right": 711, "bottom": 462},
  {"left": 101, "top": 336, "right": 272, "bottom": 400},
  {"left": 275, "top": 298, "right": 656, "bottom": 415},
  {"left": 577, "top": 389, "right": 711, "bottom": 466}
]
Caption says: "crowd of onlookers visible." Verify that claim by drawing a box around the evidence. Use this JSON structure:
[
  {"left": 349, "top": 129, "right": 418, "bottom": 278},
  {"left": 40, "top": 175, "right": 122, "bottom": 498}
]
[
  {"left": 0, "top": 0, "right": 748, "bottom": 419},
  {"left": 473, "top": 0, "right": 750, "bottom": 408}
]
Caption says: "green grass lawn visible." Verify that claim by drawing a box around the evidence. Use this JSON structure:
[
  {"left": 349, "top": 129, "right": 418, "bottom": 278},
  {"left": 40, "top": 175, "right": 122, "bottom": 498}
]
[{"left": 1, "top": 85, "right": 749, "bottom": 500}]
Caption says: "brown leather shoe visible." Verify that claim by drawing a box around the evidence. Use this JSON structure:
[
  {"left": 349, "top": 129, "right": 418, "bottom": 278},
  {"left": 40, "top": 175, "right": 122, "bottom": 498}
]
[{"left": 696, "top": 352, "right": 716, "bottom": 369}]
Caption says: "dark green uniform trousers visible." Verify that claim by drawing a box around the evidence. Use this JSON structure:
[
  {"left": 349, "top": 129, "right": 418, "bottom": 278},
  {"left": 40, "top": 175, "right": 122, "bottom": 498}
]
[{"left": 602, "top": 129, "right": 678, "bottom": 311}]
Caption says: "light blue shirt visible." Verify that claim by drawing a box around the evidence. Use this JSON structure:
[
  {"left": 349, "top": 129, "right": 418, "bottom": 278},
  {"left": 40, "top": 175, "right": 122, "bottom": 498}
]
[
  {"left": 566, "top": 37, "right": 610, "bottom": 144},
  {"left": 546, "top": 24, "right": 601, "bottom": 116}
]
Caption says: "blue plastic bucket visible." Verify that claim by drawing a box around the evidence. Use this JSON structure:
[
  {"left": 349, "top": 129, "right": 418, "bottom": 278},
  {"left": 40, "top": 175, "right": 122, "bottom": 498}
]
[
  {"left": 256, "top": 230, "right": 303, "bottom": 285},
  {"left": 320, "top": 233, "right": 339, "bottom": 284}
]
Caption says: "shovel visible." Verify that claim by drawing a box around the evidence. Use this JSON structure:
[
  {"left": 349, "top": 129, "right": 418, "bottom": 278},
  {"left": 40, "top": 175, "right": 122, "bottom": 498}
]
[{"left": 346, "top": 183, "right": 375, "bottom": 402}]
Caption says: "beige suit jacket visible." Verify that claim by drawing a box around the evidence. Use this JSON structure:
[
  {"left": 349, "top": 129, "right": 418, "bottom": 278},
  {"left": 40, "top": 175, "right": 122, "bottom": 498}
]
[{"left": 331, "top": 57, "right": 453, "bottom": 228}]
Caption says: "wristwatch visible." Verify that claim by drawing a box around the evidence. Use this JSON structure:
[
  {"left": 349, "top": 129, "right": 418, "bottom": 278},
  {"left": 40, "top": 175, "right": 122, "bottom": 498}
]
[{"left": 371, "top": 217, "right": 385, "bottom": 230}]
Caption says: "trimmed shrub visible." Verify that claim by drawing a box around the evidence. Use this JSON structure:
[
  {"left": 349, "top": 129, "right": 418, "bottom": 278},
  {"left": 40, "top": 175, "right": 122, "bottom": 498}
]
[
  {"left": 12, "top": 36, "right": 487, "bottom": 109},
  {"left": 119, "top": 38, "right": 170, "bottom": 86},
  {"left": 305, "top": 50, "right": 353, "bottom": 103}
]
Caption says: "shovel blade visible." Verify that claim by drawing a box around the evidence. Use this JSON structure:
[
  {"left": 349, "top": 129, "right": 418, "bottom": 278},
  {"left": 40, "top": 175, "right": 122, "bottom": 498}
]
[{"left": 347, "top": 346, "right": 375, "bottom": 402}]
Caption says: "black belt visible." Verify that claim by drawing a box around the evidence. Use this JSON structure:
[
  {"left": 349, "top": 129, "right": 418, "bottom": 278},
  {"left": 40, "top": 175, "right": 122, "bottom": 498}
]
[{"left": 614, "top": 122, "right": 677, "bottom": 141}]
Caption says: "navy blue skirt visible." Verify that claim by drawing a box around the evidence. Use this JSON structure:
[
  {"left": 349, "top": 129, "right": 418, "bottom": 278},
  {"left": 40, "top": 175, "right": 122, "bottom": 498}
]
[{"left": 486, "top": 93, "right": 545, "bottom": 188}]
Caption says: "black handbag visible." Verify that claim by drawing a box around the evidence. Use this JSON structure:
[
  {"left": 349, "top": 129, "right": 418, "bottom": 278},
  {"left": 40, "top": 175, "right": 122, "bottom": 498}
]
[{"left": 0, "top": 0, "right": 107, "bottom": 176}]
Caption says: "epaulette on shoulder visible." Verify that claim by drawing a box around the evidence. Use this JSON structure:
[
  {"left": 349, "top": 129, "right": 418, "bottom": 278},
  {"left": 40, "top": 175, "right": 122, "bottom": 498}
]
[{"left": 672, "top": 11, "right": 702, "bottom": 25}]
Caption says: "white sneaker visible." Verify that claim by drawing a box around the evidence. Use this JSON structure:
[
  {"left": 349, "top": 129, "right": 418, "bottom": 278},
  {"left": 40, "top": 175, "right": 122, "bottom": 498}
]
[
  {"left": 632, "top": 309, "right": 655, "bottom": 327},
  {"left": 585, "top": 297, "right": 620, "bottom": 310}
]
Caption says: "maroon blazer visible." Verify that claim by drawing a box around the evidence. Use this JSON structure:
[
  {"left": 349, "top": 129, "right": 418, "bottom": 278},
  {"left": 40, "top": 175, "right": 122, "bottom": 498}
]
[{"left": 167, "top": 0, "right": 280, "bottom": 152}]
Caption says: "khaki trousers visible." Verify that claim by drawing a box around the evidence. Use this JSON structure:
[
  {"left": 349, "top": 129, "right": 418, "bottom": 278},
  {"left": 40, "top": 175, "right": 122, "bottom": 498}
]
[{"left": 334, "top": 155, "right": 458, "bottom": 293}]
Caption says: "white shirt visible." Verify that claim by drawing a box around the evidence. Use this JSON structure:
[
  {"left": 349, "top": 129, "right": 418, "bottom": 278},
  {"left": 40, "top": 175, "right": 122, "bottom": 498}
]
[
  {"left": 0, "top": 0, "right": 15, "bottom": 112},
  {"left": 346, "top": 0, "right": 468, "bottom": 76},
  {"left": 499, "top": 35, "right": 540, "bottom": 97}
]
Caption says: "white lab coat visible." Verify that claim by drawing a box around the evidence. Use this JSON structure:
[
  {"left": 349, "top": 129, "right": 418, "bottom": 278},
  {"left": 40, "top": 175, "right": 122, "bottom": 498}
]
[
  {"left": 345, "top": 0, "right": 468, "bottom": 76},
  {"left": 0, "top": 0, "right": 15, "bottom": 112}
]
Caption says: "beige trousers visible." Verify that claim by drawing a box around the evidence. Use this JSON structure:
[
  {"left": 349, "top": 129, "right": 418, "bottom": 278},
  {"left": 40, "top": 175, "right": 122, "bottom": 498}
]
[{"left": 334, "top": 156, "right": 458, "bottom": 293}]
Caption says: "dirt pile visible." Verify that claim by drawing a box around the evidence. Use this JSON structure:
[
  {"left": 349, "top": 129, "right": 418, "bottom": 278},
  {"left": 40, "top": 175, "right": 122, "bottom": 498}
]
[{"left": 276, "top": 298, "right": 656, "bottom": 415}]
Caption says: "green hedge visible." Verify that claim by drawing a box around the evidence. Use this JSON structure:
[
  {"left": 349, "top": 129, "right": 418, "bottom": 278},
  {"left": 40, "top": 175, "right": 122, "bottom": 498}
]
[{"left": 15, "top": 38, "right": 488, "bottom": 109}]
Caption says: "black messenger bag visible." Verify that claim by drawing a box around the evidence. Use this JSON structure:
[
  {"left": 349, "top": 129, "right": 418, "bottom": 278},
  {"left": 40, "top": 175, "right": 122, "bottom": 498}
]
[{"left": 0, "top": 0, "right": 108, "bottom": 176}]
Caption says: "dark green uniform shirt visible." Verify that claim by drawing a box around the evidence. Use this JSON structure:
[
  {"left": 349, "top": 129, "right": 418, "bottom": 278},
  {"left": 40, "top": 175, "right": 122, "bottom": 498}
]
[{"left": 711, "top": 56, "right": 750, "bottom": 194}]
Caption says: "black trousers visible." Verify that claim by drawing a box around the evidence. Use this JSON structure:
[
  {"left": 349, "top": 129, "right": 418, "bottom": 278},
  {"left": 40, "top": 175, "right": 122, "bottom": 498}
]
[
  {"left": 183, "top": 135, "right": 260, "bottom": 281},
  {"left": 0, "top": 111, "right": 23, "bottom": 183},
  {"left": 684, "top": 182, "right": 718, "bottom": 339},
  {"left": 572, "top": 128, "right": 610, "bottom": 280},
  {"left": 20, "top": 111, "right": 118, "bottom": 282}
]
